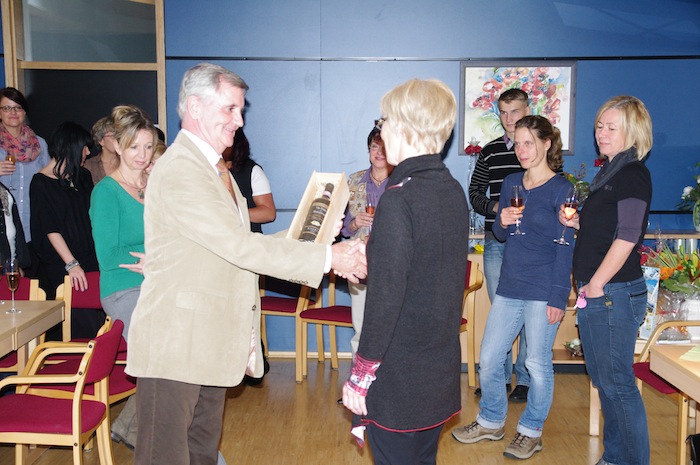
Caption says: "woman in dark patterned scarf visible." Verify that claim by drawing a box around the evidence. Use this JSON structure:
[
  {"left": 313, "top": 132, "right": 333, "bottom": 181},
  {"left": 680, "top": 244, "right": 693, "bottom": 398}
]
[{"left": 0, "top": 87, "right": 50, "bottom": 247}]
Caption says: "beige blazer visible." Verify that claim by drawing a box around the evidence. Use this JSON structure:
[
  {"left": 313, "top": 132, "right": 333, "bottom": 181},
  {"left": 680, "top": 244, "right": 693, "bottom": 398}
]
[{"left": 126, "top": 132, "right": 326, "bottom": 387}]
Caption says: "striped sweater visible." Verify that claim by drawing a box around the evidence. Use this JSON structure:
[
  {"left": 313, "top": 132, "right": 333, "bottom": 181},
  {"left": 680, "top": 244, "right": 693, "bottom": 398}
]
[{"left": 468, "top": 136, "right": 523, "bottom": 235}]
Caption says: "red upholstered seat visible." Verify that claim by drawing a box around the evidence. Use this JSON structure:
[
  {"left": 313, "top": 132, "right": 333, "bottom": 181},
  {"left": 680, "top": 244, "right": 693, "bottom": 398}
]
[
  {"left": 261, "top": 296, "right": 316, "bottom": 313},
  {"left": 300, "top": 274, "right": 353, "bottom": 376},
  {"left": 259, "top": 276, "right": 318, "bottom": 382},
  {"left": 299, "top": 305, "right": 351, "bottom": 325},
  {"left": 0, "top": 318, "right": 122, "bottom": 465},
  {"left": 37, "top": 359, "right": 136, "bottom": 398},
  {"left": 0, "top": 395, "right": 106, "bottom": 434},
  {"left": 0, "top": 352, "right": 17, "bottom": 368},
  {"left": 0, "top": 275, "right": 41, "bottom": 301},
  {"left": 633, "top": 361, "right": 678, "bottom": 395}
]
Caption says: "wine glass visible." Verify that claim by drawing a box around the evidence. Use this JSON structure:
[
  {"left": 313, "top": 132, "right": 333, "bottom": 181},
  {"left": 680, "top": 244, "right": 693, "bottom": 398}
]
[
  {"left": 365, "top": 192, "right": 376, "bottom": 234},
  {"left": 554, "top": 187, "right": 579, "bottom": 246},
  {"left": 5, "top": 154, "right": 15, "bottom": 190},
  {"left": 4, "top": 258, "right": 20, "bottom": 314},
  {"left": 510, "top": 185, "right": 525, "bottom": 236}
]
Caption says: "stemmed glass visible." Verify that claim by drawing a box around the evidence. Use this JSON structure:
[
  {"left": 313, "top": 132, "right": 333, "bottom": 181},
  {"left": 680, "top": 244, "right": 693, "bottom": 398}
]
[
  {"left": 365, "top": 193, "right": 376, "bottom": 234},
  {"left": 554, "top": 186, "right": 580, "bottom": 246},
  {"left": 510, "top": 185, "right": 525, "bottom": 236},
  {"left": 4, "top": 258, "right": 19, "bottom": 313},
  {"left": 5, "top": 154, "right": 15, "bottom": 190}
]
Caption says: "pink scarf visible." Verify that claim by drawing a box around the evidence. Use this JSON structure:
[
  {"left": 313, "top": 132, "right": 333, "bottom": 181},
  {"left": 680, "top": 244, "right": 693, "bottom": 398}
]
[{"left": 0, "top": 123, "right": 41, "bottom": 162}]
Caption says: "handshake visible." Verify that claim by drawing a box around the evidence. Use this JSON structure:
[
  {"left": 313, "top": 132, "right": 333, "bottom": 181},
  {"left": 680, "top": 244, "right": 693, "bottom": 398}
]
[{"left": 330, "top": 239, "right": 367, "bottom": 284}]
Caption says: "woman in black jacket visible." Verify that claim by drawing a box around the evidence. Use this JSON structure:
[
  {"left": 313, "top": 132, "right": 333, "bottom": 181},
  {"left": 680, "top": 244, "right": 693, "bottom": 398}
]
[
  {"left": 342, "top": 79, "right": 469, "bottom": 465},
  {"left": 0, "top": 180, "right": 30, "bottom": 271}
]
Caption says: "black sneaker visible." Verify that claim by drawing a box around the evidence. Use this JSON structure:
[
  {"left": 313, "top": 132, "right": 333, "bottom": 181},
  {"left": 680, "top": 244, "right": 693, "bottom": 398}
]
[
  {"left": 508, "top": 385, "right": 529, "bottom": 403},
  {"left": 475, "top": 383, "right": 511, "bottom": 397}
]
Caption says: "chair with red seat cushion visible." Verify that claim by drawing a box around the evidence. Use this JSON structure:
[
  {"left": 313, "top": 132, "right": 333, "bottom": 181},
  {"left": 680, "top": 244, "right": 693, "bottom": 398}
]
[
  {"left": 0, "top": 277, "right": 46, "bottom": 373},
  {"left": 632, "top": 319, "right": 700, "bottom": 465},
  {"left": 55, "top": 272, "right": 127, "bottom": 362},
  {"left": 49, "top": 273, "right": 134, "bottom": 406},
  {"left": 0, "top": 318, "right": 123, "bottom": 465},
  {"left": 300, "top": 273, "right": 351, "bottom": 377},
  {"left": 259, "top": 275, "right": 318, "bottom": 383},
  {"left": 461, "top": 260, "right": 484, "bottom": 388}
]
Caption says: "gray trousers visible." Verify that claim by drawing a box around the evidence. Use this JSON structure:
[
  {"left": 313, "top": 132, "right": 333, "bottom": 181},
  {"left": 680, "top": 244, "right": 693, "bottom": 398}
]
[{"left": 134, "top": 377, "right": 226, "bottom": 465}]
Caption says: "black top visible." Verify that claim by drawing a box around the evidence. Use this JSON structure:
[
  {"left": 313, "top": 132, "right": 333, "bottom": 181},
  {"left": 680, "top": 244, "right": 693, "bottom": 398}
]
[
  {"left": 231, "top": 158, "right": 263, "bottom": 233},
  {"left": 0, "top": 182, "right": 30, "bottom": 269},
  {"left": 30, "top": 168, "right": 98, "bottom": 298},
  {"left": 358, "top": 154, "right": 469, "bottom": 430},
  {"left": 573, "top": 161, "right": 652, "bottom": 284}
]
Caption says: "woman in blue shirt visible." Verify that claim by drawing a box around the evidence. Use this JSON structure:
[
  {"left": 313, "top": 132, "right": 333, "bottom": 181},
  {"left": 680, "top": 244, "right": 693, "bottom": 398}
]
[{"left": 452, "top": 115, "right": 573, "bottom": 460}]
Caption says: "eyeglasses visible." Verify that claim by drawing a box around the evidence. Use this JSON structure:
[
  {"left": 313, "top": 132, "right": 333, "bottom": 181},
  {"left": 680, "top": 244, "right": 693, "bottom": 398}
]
[
  {"left": 374, "top": 118, "right": 386, "bottom": 130},
  {"left": 0, "top": 106, "right": 25, "bottom": 114}
]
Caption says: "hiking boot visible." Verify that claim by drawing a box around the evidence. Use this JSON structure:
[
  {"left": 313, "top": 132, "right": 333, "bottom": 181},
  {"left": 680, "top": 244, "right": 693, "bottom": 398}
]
[
  {"left": 503, "top": 433, "right": 542, "bottom": 460},
  {"left": 452, "top": 421, "right": 505, "bottom": 444}
]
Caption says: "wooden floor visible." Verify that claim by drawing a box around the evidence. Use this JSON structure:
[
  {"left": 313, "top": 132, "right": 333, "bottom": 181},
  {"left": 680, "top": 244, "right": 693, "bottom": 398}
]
[{"left": 0, "top": 358, "right": 681, "bottom": 465}]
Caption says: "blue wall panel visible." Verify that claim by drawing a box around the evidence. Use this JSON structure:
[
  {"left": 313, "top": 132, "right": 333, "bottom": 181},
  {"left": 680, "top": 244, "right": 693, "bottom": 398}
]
[
  {"left": 162, "top": 0, "right": 700, "bottom": 354},
  {"left": 165, "top": 0, "right": 321, "bottom": 57},
  {"left": 573, "top": 59, "right": 700, "bottom": 211}
]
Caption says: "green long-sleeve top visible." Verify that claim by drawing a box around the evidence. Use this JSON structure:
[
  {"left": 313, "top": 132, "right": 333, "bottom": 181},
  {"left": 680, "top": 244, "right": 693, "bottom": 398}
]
[{"left": 89, "top": 176, "right": 145, "bottom": 299}]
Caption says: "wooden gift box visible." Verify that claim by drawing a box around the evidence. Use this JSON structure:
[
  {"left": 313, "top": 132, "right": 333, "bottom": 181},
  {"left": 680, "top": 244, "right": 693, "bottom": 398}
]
[{"left": 286, "top": 171, "right": 349, "bottom": 245}]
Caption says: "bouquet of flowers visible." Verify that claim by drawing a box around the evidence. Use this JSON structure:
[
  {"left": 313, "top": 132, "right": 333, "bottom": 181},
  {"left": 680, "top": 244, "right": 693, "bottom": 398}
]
[
  {"left": 639, "top": 242, "right": 700, "bottom": 295},
  {"left": 640, "top": 242, "right": 700, "bottom": 341},
  {"left": 678, "top": 161, "right": 700, "bottom": 211}
]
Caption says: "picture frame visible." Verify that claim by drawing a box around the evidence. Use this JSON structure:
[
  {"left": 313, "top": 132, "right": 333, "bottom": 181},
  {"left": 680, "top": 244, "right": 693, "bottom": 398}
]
[{"left": 460, "top": 60, "right": 577, "bottom": 155}]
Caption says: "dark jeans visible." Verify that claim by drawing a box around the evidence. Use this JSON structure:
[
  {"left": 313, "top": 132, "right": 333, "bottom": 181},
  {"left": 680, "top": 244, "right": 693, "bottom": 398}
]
[
  {"left": 366, "top": 423, "right": 444, "bottom": 465},
  {"left": 135, "top": 377, "right": 226, "bottom": 465},
  {"left": 577, "top": 276, "right": 649, "bottom": 465}
]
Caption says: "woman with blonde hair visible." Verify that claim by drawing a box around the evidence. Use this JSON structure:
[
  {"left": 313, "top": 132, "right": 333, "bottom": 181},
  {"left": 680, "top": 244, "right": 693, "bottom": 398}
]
[
  {"left": 342, "top": 79, "right": 469, "bottom": 464},
  {"left": 564, "top": 96, "right": 653, "bottom": 465},
  {"left": 89, "top": 104, "right": 157, "bottom": 450}
]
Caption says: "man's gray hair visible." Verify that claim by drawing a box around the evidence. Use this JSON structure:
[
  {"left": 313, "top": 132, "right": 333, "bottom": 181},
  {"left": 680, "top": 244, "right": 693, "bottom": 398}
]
[{"left": 177, "top": 63, "right": 248, "bottom": 119}]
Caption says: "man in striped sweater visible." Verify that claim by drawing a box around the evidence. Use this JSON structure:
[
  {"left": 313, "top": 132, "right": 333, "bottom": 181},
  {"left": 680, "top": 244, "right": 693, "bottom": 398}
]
[{"left": 468, "top": 88, "right": 530, "bottom": 402}]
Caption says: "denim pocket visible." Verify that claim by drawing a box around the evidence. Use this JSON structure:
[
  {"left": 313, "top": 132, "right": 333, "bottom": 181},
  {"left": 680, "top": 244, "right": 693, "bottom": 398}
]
[{"left": 629, "top": 289, "right": 648, "bottom": 325}]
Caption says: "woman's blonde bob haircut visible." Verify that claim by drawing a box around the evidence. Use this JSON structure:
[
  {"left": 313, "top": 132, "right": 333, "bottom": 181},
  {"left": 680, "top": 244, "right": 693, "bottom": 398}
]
[
  {"left": 380, "top": 79, "right": 456, "bottom": 155},
  {"left": 595, "top": 95, "right": 653, "bottom": 160},
  {"left": 111, "top": 104, "right": 157, "bottom": 153}
]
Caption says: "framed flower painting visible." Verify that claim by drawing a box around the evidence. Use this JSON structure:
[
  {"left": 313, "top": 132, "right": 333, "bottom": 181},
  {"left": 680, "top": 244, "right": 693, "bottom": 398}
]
[{"left": 460, "top": 60, "right": 577, "bottom": 155}]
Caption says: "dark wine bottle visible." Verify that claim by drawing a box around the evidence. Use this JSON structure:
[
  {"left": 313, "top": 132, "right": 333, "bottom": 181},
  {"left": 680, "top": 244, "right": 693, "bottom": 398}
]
[{"left": 299, "top": 183, "right": 334, "bottom": 242}]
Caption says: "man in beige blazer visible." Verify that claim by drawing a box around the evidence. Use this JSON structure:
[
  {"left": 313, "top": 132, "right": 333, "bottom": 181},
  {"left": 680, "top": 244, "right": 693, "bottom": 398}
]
[{"left": 126, "top": 63, "right": 366, "bottom": 465}]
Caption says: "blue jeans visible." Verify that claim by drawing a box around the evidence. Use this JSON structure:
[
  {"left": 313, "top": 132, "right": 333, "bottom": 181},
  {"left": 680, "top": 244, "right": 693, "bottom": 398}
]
[
  {"left": 476, "top": 296, "right": 560, "bottom": 437},
  {"left": 577, "top": 277, "right": 649, "bottom": 465},
  {"left": 483, "top": 240, "right": 529, "bottom": 387}
]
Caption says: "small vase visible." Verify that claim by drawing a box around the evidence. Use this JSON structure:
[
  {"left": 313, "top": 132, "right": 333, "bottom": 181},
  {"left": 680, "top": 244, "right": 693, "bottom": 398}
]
[{"left": 694, "top": 200, "right": 700, "bottom": 232}]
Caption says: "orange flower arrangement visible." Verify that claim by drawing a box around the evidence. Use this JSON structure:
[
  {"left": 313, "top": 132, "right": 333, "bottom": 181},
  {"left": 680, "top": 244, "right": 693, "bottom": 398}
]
[{"left": 640, "top": 242, "right": 700, "bottom": 294}]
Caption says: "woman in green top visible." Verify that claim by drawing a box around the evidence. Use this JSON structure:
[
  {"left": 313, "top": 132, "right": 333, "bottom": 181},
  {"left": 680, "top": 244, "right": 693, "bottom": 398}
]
[{"left": 89, "top": 104, "right": 156, "bottom": 450}]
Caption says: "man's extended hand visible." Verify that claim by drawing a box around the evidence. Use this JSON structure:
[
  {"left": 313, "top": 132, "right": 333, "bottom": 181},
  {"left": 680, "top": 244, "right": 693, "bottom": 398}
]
[{"left": 331, "top": 239, "right": 367, "bottom": 283}]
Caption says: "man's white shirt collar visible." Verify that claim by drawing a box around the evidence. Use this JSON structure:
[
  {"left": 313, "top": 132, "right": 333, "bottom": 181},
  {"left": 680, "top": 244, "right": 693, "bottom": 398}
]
[{"left": 182, "top": 129, "right": 222, "bottom": 173}]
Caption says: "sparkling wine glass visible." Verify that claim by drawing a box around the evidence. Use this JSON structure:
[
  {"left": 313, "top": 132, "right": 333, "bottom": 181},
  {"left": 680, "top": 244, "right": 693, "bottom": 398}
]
[
  {"left": 554, "top": 186, "right": 580, "bottom": 246},
  {"left": 365, "top": 192, "right": 376, "bottom": 234},
  {"left": 4, "top": 258, "right": 20, "bottom": 313},
  {"left": 5, "top": 154, "right": 15, "bottom": 190},
  {"left": 510, "top": 185, "right": 525, "bottom": 236}
]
